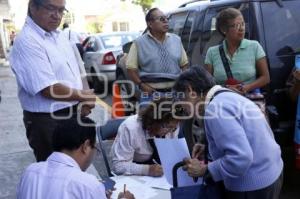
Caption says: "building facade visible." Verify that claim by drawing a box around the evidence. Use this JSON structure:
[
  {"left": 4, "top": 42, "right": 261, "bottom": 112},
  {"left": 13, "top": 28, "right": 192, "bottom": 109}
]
[{"left": 0, "top": 0, "right": 11, "bottom": 59}]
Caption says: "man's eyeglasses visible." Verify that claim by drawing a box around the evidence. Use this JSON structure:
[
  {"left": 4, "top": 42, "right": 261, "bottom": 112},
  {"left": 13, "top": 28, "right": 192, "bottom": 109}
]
[
  {"left": 228, "top": 22, "right": 245, "bottom": 30},
  {"left": 40, "top": 3, "right": 68, "bottom": 16},
  {"left": 160, "top": 123, "right": 177, "bottom": 133},
  {"left": 152, "top": 16, "right": 169, "bottom": 22}
]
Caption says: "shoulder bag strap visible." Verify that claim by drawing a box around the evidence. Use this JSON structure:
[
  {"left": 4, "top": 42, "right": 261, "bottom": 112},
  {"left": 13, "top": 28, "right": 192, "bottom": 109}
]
[{"left": 219, "top": 44, "right": 233, "bottom": 79}]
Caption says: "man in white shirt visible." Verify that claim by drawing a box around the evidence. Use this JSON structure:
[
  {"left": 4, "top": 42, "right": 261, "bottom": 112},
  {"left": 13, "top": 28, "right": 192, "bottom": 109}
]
[
  {"left": 17, "top": 117, "right": 135, "bottom": 199},
  {"left": 9, "top": 0, "right": 96, "bottom": 161}
]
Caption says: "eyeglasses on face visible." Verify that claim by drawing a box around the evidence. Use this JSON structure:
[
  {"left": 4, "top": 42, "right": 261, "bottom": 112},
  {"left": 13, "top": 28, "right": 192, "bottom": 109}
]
[
  {"left": 228, "top": 22, "right": 245, "bottom": 30},
  {"left": 152, "top": 16, "right": 169, "bottom": 22},
  {"left": 160, "top": 122, "right": 177, "bottom": 133},
  {"left": 40, "top": 3, "right": 68, "bottom": 16}
]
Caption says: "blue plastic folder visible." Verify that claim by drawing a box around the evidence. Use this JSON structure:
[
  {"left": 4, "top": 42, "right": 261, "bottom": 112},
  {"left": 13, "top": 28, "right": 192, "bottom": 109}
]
[
  {"left": 295, "top": 55, "right": 300, "bottom": 145},
  {"left": 170, "top": 161, "right": 222, "bottom": 199}
]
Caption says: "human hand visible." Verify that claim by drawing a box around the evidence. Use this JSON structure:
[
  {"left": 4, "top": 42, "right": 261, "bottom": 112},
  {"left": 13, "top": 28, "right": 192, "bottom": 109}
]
[
  {"left": 79, "top": 104, "right": 93, "bottom": 116},
  {"left": 149, "top": 164, "right": 163, "bottom": 177},
  {"left": 183, "top": 158, "right": 207, "bottom": 177},
  {"left": 105, "top": 188, "right": 115, "bottom": 199},
  {"left": 293, "top": 70, "right": 300, "bottom": 82},
  {"left": 140, "top": 83, "right": 155, "bottom": 93},
  {"left": 78, "top": 89, "right": 96, "bottom": 116},
  {"left": 192, "top": 143, "right": 205, "bottom": 160},
  {"left": 226, "top": 84, "right": 244, "bottom": 94},
  {"left": 81, "top": 89, "right": 97, "bottom": 103},
  {"left": 118, "top": 190, "right": 135, "bottom": 199}
]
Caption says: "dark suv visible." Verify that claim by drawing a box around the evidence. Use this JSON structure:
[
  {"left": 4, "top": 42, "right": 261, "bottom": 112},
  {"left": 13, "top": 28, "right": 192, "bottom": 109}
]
[
  {"left": 167, "top": 0, "right": 300, "bottom": 146},
  {"left": 166, "top": 1, "right": 300, "bottom": 197}
]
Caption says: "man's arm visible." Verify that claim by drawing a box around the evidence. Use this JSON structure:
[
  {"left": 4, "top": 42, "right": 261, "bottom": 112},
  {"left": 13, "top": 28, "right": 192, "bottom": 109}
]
[
  {"left": 180, "top": 45, "right": 189, "bottom": 71},
  {"left": 127, "top": 69, "right": 155, "bottom": 93},
  {"left": 41, "top": 83, "right": 95, "bottom": 102},
  {"left": 41, "top": 83, "right": 96, "bottom": 116}
]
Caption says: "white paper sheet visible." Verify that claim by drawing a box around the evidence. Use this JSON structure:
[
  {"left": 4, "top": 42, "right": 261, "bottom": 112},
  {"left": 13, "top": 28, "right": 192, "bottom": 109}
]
[
  {"left": 154, "top": 138, "right": 202, "bottom": 187},
  {"left": 142, "top": 175, "right": 172, "bottom": 190}
]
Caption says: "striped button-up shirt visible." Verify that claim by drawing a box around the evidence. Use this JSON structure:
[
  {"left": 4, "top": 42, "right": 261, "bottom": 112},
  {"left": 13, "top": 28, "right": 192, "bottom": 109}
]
[{"left": 10, "top": 16, "right": 82, "bottom": 112}]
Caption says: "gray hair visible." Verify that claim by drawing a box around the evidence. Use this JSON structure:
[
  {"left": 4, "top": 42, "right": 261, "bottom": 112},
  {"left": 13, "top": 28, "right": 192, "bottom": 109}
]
[
  {"left": 27, "top": 0, "right": 48, "bottom": 16},
  {"left": 173, "top": 66, "right": 216, "bottom": 96},
  {"left": 216, "top": 8, "right": 242, "bottom": 36}
]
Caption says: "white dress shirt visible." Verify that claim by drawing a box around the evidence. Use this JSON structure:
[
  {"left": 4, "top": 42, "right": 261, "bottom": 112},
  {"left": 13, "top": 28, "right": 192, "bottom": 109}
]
[
  {"left": 17, "top": 152, "right": 106, "bottom": 199},
  {"left": 111, "top": 115, "right": 179, "bottom": 176},
  {"left": 9, "top": 16, "right": 82, "bottom": 112}
]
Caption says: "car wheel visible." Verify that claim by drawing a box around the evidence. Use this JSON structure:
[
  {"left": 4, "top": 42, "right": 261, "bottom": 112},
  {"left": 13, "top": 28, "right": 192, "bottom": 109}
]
[
  {"left": 117, "top": 73, "right": 136, "bottom": 115},
  {"left": 92, "top": 72, "right": 104, "bottom": 93}
]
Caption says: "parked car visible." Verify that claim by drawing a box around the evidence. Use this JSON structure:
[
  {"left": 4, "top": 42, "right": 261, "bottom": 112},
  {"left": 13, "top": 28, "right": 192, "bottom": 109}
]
[{"left": 81, "top": 31, "right": 140, "bottom": 92}]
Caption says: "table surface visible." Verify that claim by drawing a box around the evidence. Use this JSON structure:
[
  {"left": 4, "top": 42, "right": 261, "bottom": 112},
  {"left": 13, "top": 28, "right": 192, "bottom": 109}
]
[{"left": 111, "top": 175, "right": 171, "bottom": 199}]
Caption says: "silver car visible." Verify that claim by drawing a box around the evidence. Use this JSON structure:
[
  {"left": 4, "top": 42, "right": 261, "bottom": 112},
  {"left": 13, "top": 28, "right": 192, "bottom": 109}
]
[{"left": 82, "top": 31, "right": 140, "bottom": 92}]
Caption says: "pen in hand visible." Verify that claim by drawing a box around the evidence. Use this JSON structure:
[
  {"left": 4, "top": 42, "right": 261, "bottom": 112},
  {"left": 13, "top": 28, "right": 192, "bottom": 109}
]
[{"left": 152, "top": 159, "right": 159, "bottom": 165}]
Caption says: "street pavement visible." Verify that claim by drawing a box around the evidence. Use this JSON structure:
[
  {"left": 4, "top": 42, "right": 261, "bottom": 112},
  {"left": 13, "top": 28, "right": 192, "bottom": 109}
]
[{"left": 0, "top": 61, "right": 113, "bottom": 198}]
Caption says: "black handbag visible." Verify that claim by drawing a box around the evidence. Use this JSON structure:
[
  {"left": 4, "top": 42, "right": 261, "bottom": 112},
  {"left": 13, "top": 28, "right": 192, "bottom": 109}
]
[{"left": 170, "top": 161, "right": 223, "bottom": 199}]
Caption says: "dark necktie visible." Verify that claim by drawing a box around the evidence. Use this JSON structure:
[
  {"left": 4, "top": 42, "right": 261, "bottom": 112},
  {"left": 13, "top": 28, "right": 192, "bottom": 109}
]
[{"left": 148, "top": 138, "right": 162, "bottom": 164}]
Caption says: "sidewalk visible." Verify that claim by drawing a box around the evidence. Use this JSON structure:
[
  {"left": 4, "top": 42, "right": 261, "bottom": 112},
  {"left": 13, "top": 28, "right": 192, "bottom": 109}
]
[{"left": 0, "top": 62, "right": 111, "bottom": 198}]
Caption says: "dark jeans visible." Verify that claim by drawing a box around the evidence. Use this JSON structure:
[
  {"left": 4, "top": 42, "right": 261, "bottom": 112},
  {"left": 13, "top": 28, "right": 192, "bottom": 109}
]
[
  {"left": 23, "top": 105, "right": 78, "bottom": 162},
  {"left": 225, "top": 172, "right": 283, "bottom": 199}
]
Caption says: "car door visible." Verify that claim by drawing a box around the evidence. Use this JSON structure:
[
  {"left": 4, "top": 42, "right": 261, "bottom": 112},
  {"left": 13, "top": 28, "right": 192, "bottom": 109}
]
[
  {"left": 83, "top": 36, "right": 99, "bottom": 74},
  {"left": 260, "top": 0, "right": 300, "bottom": 122}
]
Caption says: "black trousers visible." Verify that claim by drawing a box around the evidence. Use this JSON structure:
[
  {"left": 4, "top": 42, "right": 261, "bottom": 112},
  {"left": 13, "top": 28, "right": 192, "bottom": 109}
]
[
  {"left": 23, "top": 105, "right": 78, "bottom": 162},
  {"left": 225, "top": 172, "right": 283, "bottom": 199}
]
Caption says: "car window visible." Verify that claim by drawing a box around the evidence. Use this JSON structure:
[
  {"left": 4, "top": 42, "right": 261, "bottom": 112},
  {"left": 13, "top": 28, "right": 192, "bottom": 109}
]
[
  {"left": 181, "top": 11, "right": 196, "bottom": 52},
  {"left": 84, "top": 37, "right": 97, "bottom": 52},
  {"left": 168, "top": 12, "right": 189, "bottom": 36},
  {"left": 261, "top": 1, "right": 300, "bottom": 88},
  {"left": 100, "top": 34, "right": 138, "bottom": 49}
]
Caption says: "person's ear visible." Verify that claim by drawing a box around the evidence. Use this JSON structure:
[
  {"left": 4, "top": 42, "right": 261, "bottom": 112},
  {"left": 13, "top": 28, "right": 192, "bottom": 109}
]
[
  {"left": 147, "top": 21, "right": 154, "bottom": 30},
  {"left": 187, "top": 84, "right": 196, "bottom": 96},
  {"left": 220, "top": 26, "right": 227, "bottom": 35},
  {"left": 81, "top": 139, "right": 91, "bottom": 154}
]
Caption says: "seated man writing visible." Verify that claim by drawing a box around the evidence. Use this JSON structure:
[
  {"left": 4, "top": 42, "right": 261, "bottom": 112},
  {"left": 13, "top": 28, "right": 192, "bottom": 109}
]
[
  {"left": 111, "top": 97, "right": 184, "bottom": 177},
  {"left": 17, "top": 117, "right": 134, "bottom": 199}
]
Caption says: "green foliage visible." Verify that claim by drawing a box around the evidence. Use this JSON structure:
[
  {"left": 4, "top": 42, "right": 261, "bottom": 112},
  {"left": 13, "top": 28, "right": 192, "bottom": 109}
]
[
  {"left": 132, "top": 0, "right": 154, "bottom": 13},
  {"left": 86, "top": 22, "right": 103, "bottom": 33}
]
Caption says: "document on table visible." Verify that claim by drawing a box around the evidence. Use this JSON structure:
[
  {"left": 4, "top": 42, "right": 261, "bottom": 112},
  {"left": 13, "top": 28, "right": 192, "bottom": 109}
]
[
  {"left": 110, "top": 176, "right": 158, "bottom": 199},
  {"left": 154, "top": 138, "right": 202, "bottom": 187},
  {"left": 142, "top": 175, "right": 172, "bottom": 190}
]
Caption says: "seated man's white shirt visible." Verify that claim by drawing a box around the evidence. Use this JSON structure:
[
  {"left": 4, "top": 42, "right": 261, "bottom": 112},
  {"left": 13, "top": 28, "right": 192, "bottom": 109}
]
[
  {"left": 9, "top": 16, "right": 82, "bottom": 112},
  {"left": 111, "top": 114, "right": 179, "bottom": 175},
  {"left": 17, "top": 152, "right": 106, "bottom": 199}
]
